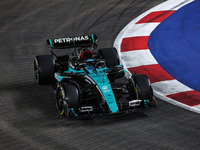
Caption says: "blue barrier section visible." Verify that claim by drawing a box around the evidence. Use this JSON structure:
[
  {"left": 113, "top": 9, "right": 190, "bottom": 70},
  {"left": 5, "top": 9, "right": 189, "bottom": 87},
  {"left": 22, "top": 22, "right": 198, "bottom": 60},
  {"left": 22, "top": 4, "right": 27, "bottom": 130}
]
[{"left": 148, "top": 0, "right": 200, "bottom": 92}]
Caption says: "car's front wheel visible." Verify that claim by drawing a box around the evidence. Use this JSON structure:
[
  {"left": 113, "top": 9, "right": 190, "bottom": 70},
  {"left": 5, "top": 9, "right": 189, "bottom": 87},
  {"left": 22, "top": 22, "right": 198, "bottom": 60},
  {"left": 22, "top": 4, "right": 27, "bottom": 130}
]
[
  {"left": 56, "top": 86, "right": 70, "bottom": 117},
  {"left": 56, "top": 82, "right": 80, "bottom": 117},
  {"left": 128, "top": 74, "right": 157, "bottom": 107}
]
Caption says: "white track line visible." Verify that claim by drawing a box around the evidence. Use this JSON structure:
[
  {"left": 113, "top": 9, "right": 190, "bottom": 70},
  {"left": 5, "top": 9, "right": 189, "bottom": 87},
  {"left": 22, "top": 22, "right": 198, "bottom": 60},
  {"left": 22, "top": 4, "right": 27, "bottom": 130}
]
[
  {"left": 121, "top": 50, "right": 158, "bottom": 68},
  {"left": 152, "top": 80, "right": 193, "bottom": 95}
]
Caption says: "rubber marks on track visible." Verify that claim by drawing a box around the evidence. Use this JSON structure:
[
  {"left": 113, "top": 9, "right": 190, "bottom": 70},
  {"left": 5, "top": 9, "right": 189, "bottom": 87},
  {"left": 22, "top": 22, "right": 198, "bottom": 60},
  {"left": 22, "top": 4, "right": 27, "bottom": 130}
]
[{"left": 114, "top": 0, "right": 200, "bottom": 113}]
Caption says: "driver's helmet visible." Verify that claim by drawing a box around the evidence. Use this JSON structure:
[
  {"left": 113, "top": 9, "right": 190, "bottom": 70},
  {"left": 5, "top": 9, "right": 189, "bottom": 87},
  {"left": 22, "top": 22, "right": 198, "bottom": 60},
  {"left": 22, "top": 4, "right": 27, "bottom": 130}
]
[
  {"left": 80, "top": 48, "right": 93, "bottom": 60},
  {"left": 85, "top": 59, "right": 95, "bottom": 73}
]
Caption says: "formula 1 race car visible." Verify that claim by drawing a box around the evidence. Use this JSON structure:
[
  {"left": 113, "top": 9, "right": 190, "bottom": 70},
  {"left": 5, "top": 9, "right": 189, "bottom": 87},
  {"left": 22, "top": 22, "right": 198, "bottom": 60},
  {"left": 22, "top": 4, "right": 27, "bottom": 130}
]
[{"left": 34, "top": 34, "right": 157, "bottom": 118}]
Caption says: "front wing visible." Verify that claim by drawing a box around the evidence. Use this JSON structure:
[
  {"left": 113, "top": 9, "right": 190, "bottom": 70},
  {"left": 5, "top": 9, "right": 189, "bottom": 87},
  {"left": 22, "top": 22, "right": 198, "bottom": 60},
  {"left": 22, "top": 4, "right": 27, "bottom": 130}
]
[{"left": 69, "top": 99, "right": 153, "bottom": 118}]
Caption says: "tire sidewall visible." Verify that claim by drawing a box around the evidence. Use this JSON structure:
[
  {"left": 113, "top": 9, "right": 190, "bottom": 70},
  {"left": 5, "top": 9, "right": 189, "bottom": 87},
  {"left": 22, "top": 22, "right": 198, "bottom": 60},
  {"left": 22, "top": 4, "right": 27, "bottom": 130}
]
[
  {"left": 34, "top": 55, "right": 55, "bottom": 85},
  {"left": 133, "top": 74, "right": 153, "bottom": 100},
  {"left": 56, "top": 85, "right": 70, "bottom": 117}
]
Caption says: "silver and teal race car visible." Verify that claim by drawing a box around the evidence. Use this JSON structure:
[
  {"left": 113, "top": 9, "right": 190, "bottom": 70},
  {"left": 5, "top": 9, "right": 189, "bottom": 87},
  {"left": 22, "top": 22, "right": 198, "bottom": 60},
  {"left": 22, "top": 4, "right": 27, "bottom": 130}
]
[{"left": 34, "top": 34, "right": 157, "bottom": 118}]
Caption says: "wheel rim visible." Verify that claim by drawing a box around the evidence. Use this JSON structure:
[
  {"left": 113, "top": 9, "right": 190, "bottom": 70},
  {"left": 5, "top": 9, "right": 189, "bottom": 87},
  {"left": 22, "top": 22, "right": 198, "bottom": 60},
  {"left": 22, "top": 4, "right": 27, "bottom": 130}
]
[
  {"left": 129, "top": 79, "right": 139, "bottom": 100},
  {"left": 57, "top": 91, "right": 65, "bottom": 115}
]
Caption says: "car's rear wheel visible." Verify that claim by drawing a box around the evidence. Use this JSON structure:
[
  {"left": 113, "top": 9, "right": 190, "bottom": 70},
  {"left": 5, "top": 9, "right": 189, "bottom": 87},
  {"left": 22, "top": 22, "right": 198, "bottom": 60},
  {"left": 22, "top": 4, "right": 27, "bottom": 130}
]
[
  {"left": 98, "top": 47, "right": 120, "bottom": 68},
  {"left": 34, "top": 55, "right": 55, "bottom": 85}
]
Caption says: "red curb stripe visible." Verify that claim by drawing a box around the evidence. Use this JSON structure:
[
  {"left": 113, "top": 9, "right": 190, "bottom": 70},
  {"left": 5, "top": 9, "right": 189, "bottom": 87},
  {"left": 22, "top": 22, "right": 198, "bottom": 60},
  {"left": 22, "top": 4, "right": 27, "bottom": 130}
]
[
  {"left": 136, "top": 10, "right": 176, "bottom": 24},
  {"left": 121, "top": 36, "right": 149, "bottom": 52},
  {"left": 166, "top": 91, "right": 200, "bottom": 106},
  {"left": 127, "top": 64, "right": 174, "bottom": 83}
]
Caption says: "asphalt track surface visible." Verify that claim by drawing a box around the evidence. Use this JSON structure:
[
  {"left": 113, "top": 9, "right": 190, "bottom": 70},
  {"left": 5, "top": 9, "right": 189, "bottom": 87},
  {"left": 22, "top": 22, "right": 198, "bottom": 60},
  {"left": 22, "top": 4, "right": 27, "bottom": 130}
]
[{"left": 0, "top": 0, "right": 200, "bottom": 149}]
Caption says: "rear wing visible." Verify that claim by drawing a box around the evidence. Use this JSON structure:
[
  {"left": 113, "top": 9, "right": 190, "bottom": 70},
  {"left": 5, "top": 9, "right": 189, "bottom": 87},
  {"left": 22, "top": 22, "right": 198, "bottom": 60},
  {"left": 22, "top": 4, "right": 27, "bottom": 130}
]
[{"left": 47, "top": 34, "right": 97, "bottom": 49}]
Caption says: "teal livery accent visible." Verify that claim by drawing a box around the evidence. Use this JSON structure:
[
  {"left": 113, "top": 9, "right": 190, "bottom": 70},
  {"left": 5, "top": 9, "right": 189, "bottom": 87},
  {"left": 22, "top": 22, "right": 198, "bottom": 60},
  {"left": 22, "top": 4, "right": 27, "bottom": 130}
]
[
  {"left": 144, "top": 100, "right": 149, "bottom": 108},
  {"left": 116, "top": 64, "right": 123, "bottom": 67},
  {"left": 91, "top": 34, "right": 95, "bottom": 43},
  {"left": 55, "top": 66, "right": 85, "bottom": 82},
  {"left": 64, "top": 66, "right": 86, "bottom": 74},
  {"left": 71, "top": 108, "right": 78, "bottom": 116},
  {"left": 54, "top": 73, "right": 63, "bottom": 82},
  {"left": 87, "top": 70, "right": 118, "bottom": 113},
  {"left": 49, "top": 39, "right": 54, "bottom": 48}
]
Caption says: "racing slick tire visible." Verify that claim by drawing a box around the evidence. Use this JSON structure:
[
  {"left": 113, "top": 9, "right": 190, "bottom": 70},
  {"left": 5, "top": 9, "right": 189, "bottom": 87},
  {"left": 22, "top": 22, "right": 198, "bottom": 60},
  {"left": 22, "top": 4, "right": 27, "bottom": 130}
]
[
  {"left": 98, "top": 47, "right": 120, "bottom": 68},
  {"left": 56, "top": 88, "right": 70, "bottom": 117},
  {"left": 134, "top": 74, "right": 154, "bottom": 100},
  {"left": 34, "top": 55, "right": 55, "bottom": 85},
  {"left": 56, "top": 82, "right": 80, "bottom": 117}
]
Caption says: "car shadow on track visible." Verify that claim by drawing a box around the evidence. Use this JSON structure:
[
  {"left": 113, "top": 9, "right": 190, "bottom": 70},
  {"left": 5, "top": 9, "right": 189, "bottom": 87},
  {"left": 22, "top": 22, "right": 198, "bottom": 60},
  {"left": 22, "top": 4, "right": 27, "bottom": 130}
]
[
  {"left": 0, "top": 81, "right": 58, "bottom": 118},
  {"left": 77, "top": 111, "right": 148, "bottom": 127}
]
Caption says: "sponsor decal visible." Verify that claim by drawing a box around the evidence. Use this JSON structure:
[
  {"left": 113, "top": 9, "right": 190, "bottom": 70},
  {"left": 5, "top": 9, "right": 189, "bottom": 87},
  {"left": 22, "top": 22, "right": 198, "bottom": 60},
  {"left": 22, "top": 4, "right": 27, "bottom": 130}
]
[
  {"left": 102, "top": 85, "right": 111, "bottom": 92},
  {"left": 102, "top": 85, "right": 108, "bottom": 90},
  {"left": 79, "top": 106, "right": 93, "bottom": 112},
  {"left": 54, "top": 73, "right": 63, "bottom": 82},
  {"left": 54, "top": 35, "right": 90, "bottom": 43},
  {"left": 129, "top": 100, "right": 142, "bottom": 107}
]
